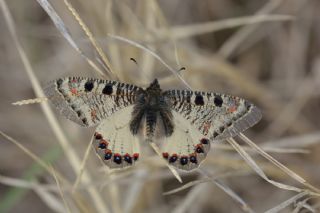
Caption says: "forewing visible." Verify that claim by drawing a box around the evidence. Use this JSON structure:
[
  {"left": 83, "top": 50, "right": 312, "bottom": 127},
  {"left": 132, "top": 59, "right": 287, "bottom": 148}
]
[
  {"left": 164, "top": 90, "right": 262, "bottom": 141},
  {"left": 93, "top": 106, "right": 140, "bottom": 169},
  {"left": 160, "top": 111, "right": 210, "bottom": 171},
  {"left": 44, "top": 77, "right": 141, "bottom": 127}
]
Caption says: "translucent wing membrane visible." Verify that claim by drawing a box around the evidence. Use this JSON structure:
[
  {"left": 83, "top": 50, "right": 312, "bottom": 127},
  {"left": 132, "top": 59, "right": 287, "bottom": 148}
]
[
  {"left": 44, "top": 77, "right": 141, "bottom": 127},
  {"left": 164, "top": 90, "right": 262, "bottom": 141},
  {"left": 93, "top": 106, "right": 140, "bottom": 169},
  {"left": 160, "top": 111, "right": 210, "bottom": 171}
]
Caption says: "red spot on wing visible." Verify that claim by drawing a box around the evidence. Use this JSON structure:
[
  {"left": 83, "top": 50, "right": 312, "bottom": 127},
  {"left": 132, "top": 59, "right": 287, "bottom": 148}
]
[
  {"left": 100, "top": 139, "right": 108, "bottom": 146},
  {"left": 133, "top": 153, "right": 139, "bottom": 161},
  {"left": 94, "top": 132, "right": 102, "bottom": 140},
  {"left": 162, "top": 152, "right": 169, "bottom": 159}
]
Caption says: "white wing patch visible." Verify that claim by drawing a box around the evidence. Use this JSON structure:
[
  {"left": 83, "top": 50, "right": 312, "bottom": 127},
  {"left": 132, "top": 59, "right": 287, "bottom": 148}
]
[
  {"left": 160, "top": 111, "right": 210, "bottom": 171},
  {"left": 93, "top": 106, "right": 140, "bottom": 169}
]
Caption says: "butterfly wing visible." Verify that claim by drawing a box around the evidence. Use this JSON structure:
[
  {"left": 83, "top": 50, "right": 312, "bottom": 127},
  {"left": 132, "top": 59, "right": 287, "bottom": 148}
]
[
  {"left": 93, "top": 105, "right": 140, "bottom": 169},
  {"left": 44, "top": 77, "right": 141, "bottom": 127},
  {"left": 159, "top": 111, "right": 210, "bottom": 171},
  {"left": 163, "top": 90, "right": 262, "bottom": 141}
]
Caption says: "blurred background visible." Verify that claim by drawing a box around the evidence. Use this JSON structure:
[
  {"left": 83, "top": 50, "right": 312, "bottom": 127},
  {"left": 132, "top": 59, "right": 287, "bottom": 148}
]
[{"left": 1, "top": 0, "right": 320, "bottom": 212}]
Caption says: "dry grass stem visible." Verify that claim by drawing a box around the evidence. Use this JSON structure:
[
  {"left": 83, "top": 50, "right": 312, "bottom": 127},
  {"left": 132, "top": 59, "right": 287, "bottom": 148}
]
[
  {"left": 212, "top": 179, "right": 254, "bottom": 213},
  {"left": 34, "top": 185, "right": 66, "bottom": 213},
  {"left": 1, "top": 1, "right": 109, "bottom": 211},
  {"left": 62, "top": 0, "right": 115, "bottom": 77},
  {"left": 159, "top": 14, "right": 294, "bottom": 40},
  {"left": 50, "top": 166, "right": 72, "bottom": 213},
  {"left": 150, "top": 143, "right": 183, "bottom": 183},
  {"left": 0, "top": 131, "right": 66, "bottom": 184},
  {"left": 227, "top": 137, "right": 304, "bottom": 193},
  {"left": 71, "top": 137, "right": 94, "bottom": 193},
  {"left": 265, "top": 191, "right": 309, "bottom": 213},
  {"left": 12, "top": 97, "right": 49, "bottom": 106},
  {"left": 37, "top": 0, "right": 106, "bottom": 77},
  {"left": 239, "top": 133, "right": 320, "bottom": 194},
  {"left": 219, "top": 0, "right": 287, "bottom": 57}
]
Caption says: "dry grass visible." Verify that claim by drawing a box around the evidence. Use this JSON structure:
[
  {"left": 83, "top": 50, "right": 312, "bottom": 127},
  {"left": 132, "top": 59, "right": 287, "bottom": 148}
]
[{"left": 1, "top": 0, "right": 320, "bottom": 212}]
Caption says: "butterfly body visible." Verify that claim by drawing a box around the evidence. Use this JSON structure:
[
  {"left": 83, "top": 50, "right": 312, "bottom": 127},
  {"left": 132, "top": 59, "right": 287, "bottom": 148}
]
[
  {"left": 45, "top": 77, "right": 261, "bottom": 171},
  {"left": 129, "top": 79, "right": 174, "bottom": 139}
]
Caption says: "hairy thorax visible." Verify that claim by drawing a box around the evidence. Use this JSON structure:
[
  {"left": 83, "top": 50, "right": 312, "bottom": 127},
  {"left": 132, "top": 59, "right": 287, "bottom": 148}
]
[{"left": 129, "top": 79, "right": 174, "bottom": 140}]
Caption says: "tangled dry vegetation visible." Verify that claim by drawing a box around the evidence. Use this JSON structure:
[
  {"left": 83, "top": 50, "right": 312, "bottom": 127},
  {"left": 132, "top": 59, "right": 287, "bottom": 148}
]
[{"left": 1, "top": 0, "right": 320, "bottom": 212}]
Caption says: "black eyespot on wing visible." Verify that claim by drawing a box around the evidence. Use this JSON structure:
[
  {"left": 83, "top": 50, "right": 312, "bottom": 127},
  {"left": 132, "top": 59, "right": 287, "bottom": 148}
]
[
  {"left": 84, "top": 81, "right": 94, "bottom": 92},
  {"left": 195, "top": 95, "right": 204, "bottom": 106},
  {"left": 169, "top": 155, "right": 178, "bottom": 163},
  {"left": 105, "top": 152, "right": 112, "bottom": 160},
  {"left": 196, "top": 146, "right": 204, "bottom": 153},
  {"left": 190, "top": 156, "right": 197, "bottom": 164},
  {"left": 180, "top": 157, "right": 188, "bottom": 165},
  {"left": 98, "top": 143, "right": 106, "bottom": 149},
  {"left": 214, "top": 95, "right": 223, "bottom": 107},
  {"left": 113, "top": 155, "right": 122, "bottom": 164},
  {"left": 200, "top": 138, "right": 209, "bottom": 144},
  {"left": 95, "top": 133, "right": 102, "bottom": 140},
  {"left": 124, "top": 155, "right": 132, "bottom": 164},
  {"left": 102, "top": 84, "right": 113, "bottom": 95}
]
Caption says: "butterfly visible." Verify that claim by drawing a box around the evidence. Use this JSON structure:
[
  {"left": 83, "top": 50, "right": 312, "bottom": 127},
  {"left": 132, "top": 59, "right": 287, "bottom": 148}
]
[{"left": 44, "top": 77, "right": 262, "bottom": 171}]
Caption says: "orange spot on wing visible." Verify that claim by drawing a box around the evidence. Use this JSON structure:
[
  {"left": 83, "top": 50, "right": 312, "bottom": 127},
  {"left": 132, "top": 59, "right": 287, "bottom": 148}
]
[
  {"left": 91, "top": 109, "right": 97, "bottom": 122},
  {"left": 228, "top": 105, "right": 237, "bottom": 113},
  {"left": 202, "top": 121, "right": 211, "bottom": 135},
  {"left": 70, "top": 88, "right": 78, "bottom": 95}
]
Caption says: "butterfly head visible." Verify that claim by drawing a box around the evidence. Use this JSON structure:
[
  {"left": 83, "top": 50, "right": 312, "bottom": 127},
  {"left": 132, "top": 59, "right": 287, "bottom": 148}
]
[
  {"left": 147, "top": 79, "right": 160, "bottom": 91},
  {"left": 140, "top": 79, "right": 160, "bottom": 106}
]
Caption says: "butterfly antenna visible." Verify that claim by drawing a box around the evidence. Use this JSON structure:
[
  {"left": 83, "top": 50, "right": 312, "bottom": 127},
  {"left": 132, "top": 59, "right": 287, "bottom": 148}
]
[
  {"left": 130, "top": 57, "right": 138, "bottom": 65},
  {"left": 130, "top": 57, "right": 143, "bottom": 76},
  {"left": 178, "top": 67, "right": 186, "bottom": 73}
]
